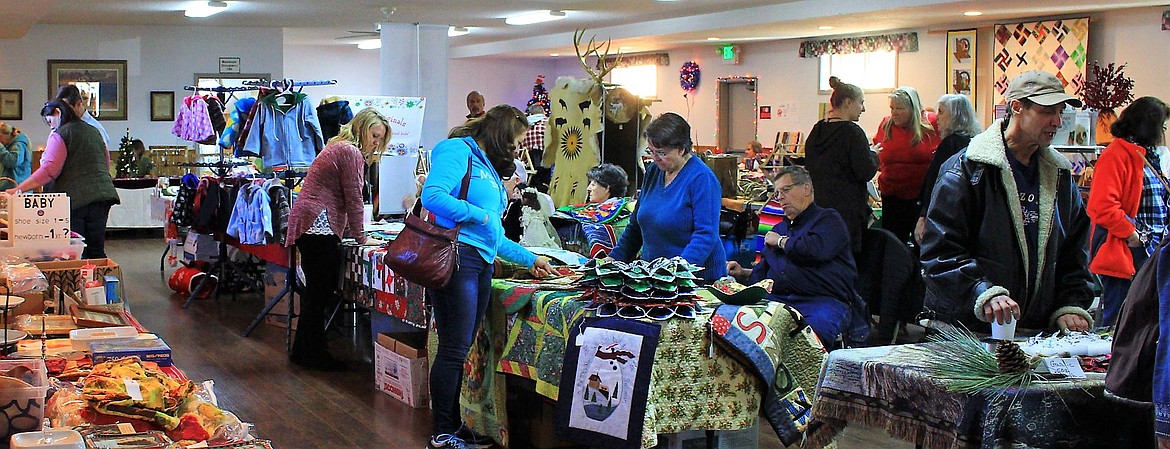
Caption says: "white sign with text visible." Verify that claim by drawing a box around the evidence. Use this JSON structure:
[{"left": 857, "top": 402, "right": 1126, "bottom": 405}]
[{"left": 10, "top": 193, "right": 70, "bottom": 241}]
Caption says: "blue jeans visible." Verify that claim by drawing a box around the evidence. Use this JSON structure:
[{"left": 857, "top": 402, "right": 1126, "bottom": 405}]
[
  {"left": 1100, "top": 246, "right": 1149, "bottom": 327},
  {"left": 768, "top": 294, "right": 851, "bottom": 345},
  {"left": 428, "top": 244, "right": 493, "bottom": 436}
]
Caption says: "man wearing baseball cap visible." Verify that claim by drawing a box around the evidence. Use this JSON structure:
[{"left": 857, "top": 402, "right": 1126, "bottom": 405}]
[{"left": 920, "top": 70, "right": 1094, "bottom": 334}]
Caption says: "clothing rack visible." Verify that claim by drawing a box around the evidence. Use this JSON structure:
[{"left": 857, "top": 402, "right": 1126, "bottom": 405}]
[
  {"left": 181, "top": 85, "right": 258, "bottom": 93},
  {"left": 176, "top": 160, "right": 261, "bottom": 309},
  {"left": 243, "top": 169, "right": 307, "bottom": 349},
  {"left": 242, "top": 79, "right": 337, "bottom": 89}
]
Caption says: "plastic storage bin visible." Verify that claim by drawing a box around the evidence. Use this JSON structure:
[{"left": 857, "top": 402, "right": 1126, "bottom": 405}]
[{"left": 0, "top": 358, "right": 49, "bottom": 441}]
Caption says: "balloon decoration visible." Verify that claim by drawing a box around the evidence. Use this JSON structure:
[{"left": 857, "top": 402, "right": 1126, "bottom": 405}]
[{"left": 679, "top": 61, "right": 701, "bottom": 93}]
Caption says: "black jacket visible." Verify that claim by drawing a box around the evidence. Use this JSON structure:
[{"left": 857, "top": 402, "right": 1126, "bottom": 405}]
[
  {"left": 918, "top": 133, "right": 973, "bottom": 215},
  {"left": 804, "top": 119, "right": 878, "bottom": 252},
  {"left": 920, "top": 119, "right": 1093, "bottom": 331}
]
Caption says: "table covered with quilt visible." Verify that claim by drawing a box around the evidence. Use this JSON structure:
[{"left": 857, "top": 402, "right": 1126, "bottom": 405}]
[
  {"left": 341, "top": 243, "right": 428, "bottom": 328},
  {"left": 454, "top": 279, "right": 828, "bottom": 448},
  {"left": 806, "top": 344, "right": 1153, "bottom": 449}
]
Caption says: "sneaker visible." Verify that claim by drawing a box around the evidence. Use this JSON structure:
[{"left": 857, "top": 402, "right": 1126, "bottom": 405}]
[
  {"left": 428, "top": 434, "right": 469, "bottom": 449},
  {"left": 454, "top": 426, "right": 495, "bottom": 449}
]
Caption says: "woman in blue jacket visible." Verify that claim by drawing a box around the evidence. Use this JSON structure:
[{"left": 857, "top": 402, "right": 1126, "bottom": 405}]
[
  {"left": 610, "top": 112, "right": 727, "bottom": 281},
  {"left": 420, "top": 104, "right": 553, "bottom": 449}
]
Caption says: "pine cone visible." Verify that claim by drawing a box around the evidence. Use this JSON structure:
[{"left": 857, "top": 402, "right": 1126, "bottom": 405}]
[{"left": 995, "top": 340, "right": 1029, "bottom": 374}]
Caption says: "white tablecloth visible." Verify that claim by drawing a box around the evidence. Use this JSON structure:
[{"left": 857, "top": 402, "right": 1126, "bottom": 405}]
[{"left": 107, "top": 187, "right": 167, "bottom": 228}]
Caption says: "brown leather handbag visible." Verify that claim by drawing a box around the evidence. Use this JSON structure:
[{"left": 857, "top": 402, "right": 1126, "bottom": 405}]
[{"left": 382, "top": 158, "right": 472, "bottom": 290}]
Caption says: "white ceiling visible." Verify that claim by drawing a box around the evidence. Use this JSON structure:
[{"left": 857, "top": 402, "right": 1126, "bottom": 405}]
[{"left": 6, "top": 0, "right": 1169, "bottom": 58}]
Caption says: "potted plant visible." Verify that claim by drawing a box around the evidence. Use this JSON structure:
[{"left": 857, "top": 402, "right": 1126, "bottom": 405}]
[{"left": 1079, "top": 62, "right": 1135, "bottom": 145}]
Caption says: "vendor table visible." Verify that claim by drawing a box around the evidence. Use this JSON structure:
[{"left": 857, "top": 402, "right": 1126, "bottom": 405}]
[
  {"left": 108, "top": 186, "right": 168, "bottom": 228},
  {"left": 339, "top": 244, "right": 828, "bottom": 448},
  {"left": 807, "top": 344, "right": 1153, "bottom": 449},
  {"left": 458, "top": 280, "right": 828, "bottom": 449}
]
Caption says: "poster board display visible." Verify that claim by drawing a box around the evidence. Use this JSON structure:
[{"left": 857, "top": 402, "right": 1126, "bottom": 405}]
[{"left": 329, "top": 96, "right": 427, "bottom": 215}]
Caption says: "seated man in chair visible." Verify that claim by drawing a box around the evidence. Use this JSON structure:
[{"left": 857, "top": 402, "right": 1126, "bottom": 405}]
[{"left": 727, "top": 166, "right": 868, "bottom": 346}]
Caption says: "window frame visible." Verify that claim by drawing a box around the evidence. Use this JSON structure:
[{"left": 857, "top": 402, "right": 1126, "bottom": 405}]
[{"left": 817, "top": 51, "right": 898, "bottom": 94}]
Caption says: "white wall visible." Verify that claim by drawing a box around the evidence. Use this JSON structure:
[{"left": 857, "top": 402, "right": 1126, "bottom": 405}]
[
  {"left": 446, "top": 57, "right": 581, "bottom": 126},
  {"left": 401, "top": 6, "right": 1170, "bottom": 150},
  {"left": 0, "top": 24, "right": 283, "bottom": 150},
  {"left": 283, "top": 44, "right": 381, "bottom": 99}
]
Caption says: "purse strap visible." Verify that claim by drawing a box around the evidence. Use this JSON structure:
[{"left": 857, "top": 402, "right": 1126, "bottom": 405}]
[
  {"left": 412, "top": 156, "right": 473, "bottom": 231},
  {"left": 1142, "top": 152, "right": 1170, "bottom": 193}
]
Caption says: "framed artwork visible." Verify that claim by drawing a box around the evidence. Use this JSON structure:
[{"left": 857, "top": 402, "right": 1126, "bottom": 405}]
[
  {"left": 47, "top": 59, "right": 128, "bottom": 120},
  {"left": 70, "top": 304, "right": 131, "bottom": 328},
  {"left": 946, "top": 29, "right": 977, "bottom": 108},
  {"left": 150, "top": 91, "right": 174, "bottom": 121},
  {"left": 0, "top": 90, "right": 21, "bottom": 120},
  {"left": 556, "top": 317, "right": 660, "bottom": 449}
]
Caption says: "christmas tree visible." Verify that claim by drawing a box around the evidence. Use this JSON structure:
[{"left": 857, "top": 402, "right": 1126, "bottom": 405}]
[
  {"left": 115, "top": 128, "right": 135, "bottom": 179},
  {"left": 526, "top": 75, "right": 549, "bottom": 115}
]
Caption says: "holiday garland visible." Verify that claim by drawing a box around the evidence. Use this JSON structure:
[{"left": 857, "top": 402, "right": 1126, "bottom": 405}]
[{"left": 679, "top": 61, "right": 701, "bottom": 92}]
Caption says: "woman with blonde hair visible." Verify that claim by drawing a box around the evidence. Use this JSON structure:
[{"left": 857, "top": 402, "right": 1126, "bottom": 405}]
[
  {"left": 285, "top": 107, "right": 389, "bottom": 370},
  {"left": 873, "top": 86, "right": 940, "bottom": 244},
  {"left": 0, "top": 122, "right": 31, "bottom": 190}
]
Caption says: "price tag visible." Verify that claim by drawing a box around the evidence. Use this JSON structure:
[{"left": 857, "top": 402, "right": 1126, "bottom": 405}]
[
  {"left": 9, "top": 193, "right": 70, "bottom": 241},
  {"left": 1043, "top": 357, "right": 1087, "bottom": 379},
  {"left": 122, "top": 378, "right": 143, "bottom": 401}
]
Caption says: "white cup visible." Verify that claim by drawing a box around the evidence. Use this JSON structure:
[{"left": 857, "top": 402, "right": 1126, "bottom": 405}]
[
  {"left": 363, "top": 204, "right": 375, "bottom": 225},
  {"left": 991, "top": 317, "right": 1017, "bottom": 341}
]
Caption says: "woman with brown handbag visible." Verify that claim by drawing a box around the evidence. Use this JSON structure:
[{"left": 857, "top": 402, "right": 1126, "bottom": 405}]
[
  {"left": 285, "top": 107, "right": 389, "bottom": 370},
  {"left": 421, "top": 104, "right": 553, "bottom": 449}
]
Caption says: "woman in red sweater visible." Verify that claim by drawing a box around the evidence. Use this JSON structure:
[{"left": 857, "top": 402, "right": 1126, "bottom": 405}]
[
  {"left": 285, "top": 107, "right": 389, "bottom": 370},
  {"left": 1087, "top": 96, "right": 1170, "bottom": 326},
  {"left": 873, "top": 86, "right": 940, "bottom": 245}
]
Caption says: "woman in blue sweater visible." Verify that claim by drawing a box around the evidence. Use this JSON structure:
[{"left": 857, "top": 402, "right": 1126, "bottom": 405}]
[
  {"left": 420, "top": 104, "right": 553, "bottom": 449},
  {"left": 611, "top": 112, "right": 727, "bottom": 281}
]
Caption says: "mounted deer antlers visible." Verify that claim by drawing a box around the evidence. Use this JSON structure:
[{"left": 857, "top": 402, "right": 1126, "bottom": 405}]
[{"left": 573, "top": 28, "right": 622, "bottom": 86}]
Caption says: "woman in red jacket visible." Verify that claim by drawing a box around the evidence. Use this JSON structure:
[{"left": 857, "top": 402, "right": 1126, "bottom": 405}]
[
  {"left": 873, "top": 86, "right": 940, "bottom": 245},
  {"left": 1087, "top": 96, "right": 1170, "bottom": 327}
]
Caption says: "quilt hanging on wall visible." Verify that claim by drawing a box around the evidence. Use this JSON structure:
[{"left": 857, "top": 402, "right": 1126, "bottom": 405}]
[{"left": 992, "top": 18, "right": 1089, "bottom": 106}]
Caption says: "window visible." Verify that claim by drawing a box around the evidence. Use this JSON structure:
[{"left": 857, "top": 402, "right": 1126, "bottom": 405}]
[
  {"left": 610, "top": 65, "right": 657, "bottom": 99},
  {"left": 818, "top": 51, "right": 897, "bottom": 92}
]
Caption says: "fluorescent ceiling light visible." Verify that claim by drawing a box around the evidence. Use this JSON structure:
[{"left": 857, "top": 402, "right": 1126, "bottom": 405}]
[
  {"left": 357, "top": 39, "right": 381, "bottom": 50},
  {"left": 505, "top": 10, "right": 567, "bottom": 26},
  {"left": 706, "top": 37, "right": 720, "bottom": 41},
  {"left": 964, "top": 11, "right": 983, "bottom": 16},
  {"left": 448, "top": 26, "right": 470, "bottom": 37},
  {"left": 549, "top": 53, "right": 560, "bottom": 57},
  {"left": 817, "top": 26, "right": 834, "bottom": 30},
  {"left": 185, "top": 1, "right": 228, "bottom": 18}
]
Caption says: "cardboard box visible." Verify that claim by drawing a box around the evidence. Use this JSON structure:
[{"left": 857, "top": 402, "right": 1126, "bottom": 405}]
[
  {"left": 374, "top": 332, "right": 429, "bottom": 408},
  {"left": 35, "top": 258, "right": 121, "bottom": 297},
  {"left": 90, "top": 336, "right": 173, "bottom": 366},
  {"left": 262, "top": 264, "right": 299, "bottom": 330}
]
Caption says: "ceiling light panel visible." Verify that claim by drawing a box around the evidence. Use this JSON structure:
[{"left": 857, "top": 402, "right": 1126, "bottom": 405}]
[{"left": 505, "top": 10, "right": 567, "bottom": 26}]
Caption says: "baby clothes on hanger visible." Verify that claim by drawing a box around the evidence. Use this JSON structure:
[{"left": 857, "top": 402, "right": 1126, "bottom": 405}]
[
  {"left": 172, "top": 95, "right": 214, "bottom": 142},
  {"left": 241, "top": 91, "right": 324, "bottom": 169}
]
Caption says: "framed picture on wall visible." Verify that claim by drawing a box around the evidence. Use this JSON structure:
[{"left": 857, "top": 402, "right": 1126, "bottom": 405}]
[
  {"left": 946, "top": 29, "right": 977, "bottom": 108},
  {"left": 150, "top": 91, "right": 175, "bottom": 121},
  {"left": 47, "top": 59, "right": 128, "bottom": 121},
  {"left": 0, "top": 90, "right": 21, "bottom": 120}
]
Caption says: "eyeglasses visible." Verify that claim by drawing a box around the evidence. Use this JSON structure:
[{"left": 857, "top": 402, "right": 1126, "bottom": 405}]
[
  {"left": 648, "top": 146, "right": 676, "bottom": 158},
  {"left": 775, "top": 182, "right": 806, "bottom": 197}
]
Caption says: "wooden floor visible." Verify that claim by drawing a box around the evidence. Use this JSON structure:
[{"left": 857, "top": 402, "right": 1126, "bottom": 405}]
[{"left": 108, "top": 232, "right": 911, "bottom": 449}]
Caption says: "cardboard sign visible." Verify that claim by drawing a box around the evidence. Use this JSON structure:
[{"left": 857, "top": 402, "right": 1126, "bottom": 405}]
[{"left": 10, "top": 193, "right": 70, "bottom": 241}]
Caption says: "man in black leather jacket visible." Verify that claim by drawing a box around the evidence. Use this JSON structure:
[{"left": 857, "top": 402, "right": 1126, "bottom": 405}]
[{"left": 920, "top": 70, "right": 1094, "bottom": 333}]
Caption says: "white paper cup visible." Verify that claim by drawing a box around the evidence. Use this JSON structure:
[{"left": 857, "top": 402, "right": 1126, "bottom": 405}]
[
  {"left": 991, "top": 317, "right": 1016, "bottom": 341},
  {"left": 363, "top": 204, "right": 375, "bottom": 225}
]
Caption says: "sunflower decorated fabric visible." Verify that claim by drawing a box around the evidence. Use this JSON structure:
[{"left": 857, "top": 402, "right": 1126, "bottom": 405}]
[{"left": 545, "top": 76, "right": 604, "bottom": 207}]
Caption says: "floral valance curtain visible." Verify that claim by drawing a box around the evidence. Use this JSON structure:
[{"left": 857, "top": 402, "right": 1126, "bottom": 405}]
[
  {"left": 601, "top": 52, "right": 670, "bottom": 68},
  {"left": 799, "top": 32, "right": 919, "bottom": 58}
]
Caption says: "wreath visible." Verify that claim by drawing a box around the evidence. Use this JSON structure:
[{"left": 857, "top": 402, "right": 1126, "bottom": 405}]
[{"left": 679, "top": 61, "right": 701, "bottom": 92}]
